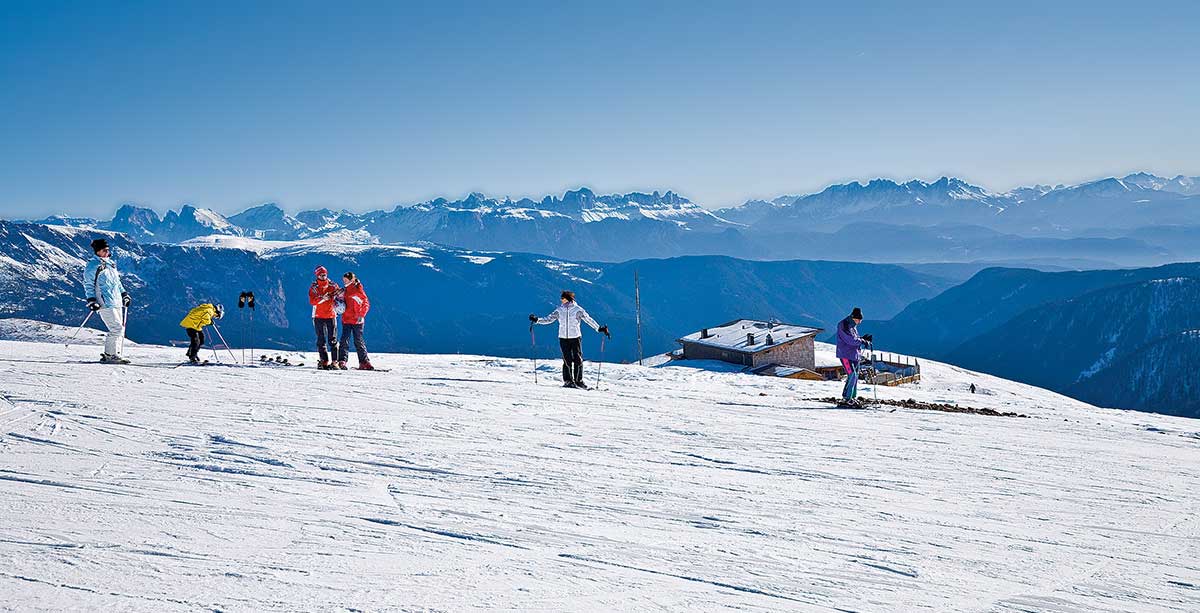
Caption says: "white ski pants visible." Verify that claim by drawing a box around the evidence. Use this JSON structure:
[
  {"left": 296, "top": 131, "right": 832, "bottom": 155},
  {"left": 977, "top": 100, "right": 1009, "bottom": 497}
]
[{"left": 97, "top": 307, "right": 125, "bottom": 356}]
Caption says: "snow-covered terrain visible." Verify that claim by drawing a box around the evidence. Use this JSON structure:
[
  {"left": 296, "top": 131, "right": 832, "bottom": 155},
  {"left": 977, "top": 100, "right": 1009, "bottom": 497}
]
[{"left": 0, "top": 325, "right": 1197, "bottom": 611}]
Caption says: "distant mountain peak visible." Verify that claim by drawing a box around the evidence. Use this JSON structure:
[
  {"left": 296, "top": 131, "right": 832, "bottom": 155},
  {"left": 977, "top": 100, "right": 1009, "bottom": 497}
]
[{"left": 241, "top": 202, "right": 284, "bottom": 213}]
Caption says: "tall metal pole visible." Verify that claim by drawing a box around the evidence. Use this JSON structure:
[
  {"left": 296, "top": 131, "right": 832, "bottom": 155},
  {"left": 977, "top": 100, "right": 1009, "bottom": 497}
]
[
  {"left": 241, "top": 307, "right": 246, "bottom": 365},
  {"left": 635, "top": 270, "right": 643, "bottom": 366}
]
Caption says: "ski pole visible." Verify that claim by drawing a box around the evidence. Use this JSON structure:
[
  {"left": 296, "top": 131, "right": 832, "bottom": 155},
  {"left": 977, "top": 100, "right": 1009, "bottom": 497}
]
[
  {"left": 65, "top": 311, "right": 95, "bottom": 348},
  {"left": 209, "top": 321, "right": 240, "bottom": 364},
  {"left": 248, "top": 292, "right": 256, "bottom": 364},
  {"left": 871, "top": 344, "right": 878, "bottom": 405},
  {"left": 117, "top": 306, "right": 128, "bottom": 356},
  {"left": 595, "top": 335, "right": 606, "bottom": 390},
  {"left": 529, "top": 323, "right": 538, "bottom": 385},
  {"left": 206, "top": 327, "right": 221, "bottom": 363}
]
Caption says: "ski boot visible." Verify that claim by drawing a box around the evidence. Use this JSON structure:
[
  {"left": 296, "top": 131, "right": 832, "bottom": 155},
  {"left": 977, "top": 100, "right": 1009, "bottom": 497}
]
[
  {"left": 356, "top": 362, "right": 374, "bottom": 371},
  {"left": 100, "top": 353, "right": 131, "bottom": 365},
  {"left": 573, "top": 381, "right": 590, "bottom": 390},
  {"left": 337, "top": 361, "right": 348, "bottom": 370},
  {"left": 188, "top": 355, "right": 201, "bottom": 364},
  {"left": 317, "top": 361, "right": 331, "bottom": 370}
]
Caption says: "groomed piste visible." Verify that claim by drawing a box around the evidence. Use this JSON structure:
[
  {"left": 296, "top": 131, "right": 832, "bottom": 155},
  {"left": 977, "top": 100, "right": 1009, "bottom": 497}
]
[{"left": 0, "top": 323, "right": 1197, "bottom": 611}]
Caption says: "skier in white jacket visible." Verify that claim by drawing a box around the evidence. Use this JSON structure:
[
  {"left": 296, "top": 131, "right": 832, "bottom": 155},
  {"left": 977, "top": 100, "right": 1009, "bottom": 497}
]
[
  {"left": 530, "top": 290, "right": 610, "bottom": 389},
  {"left": 82, "top": 238, "right": 132, "bottom": 364}
]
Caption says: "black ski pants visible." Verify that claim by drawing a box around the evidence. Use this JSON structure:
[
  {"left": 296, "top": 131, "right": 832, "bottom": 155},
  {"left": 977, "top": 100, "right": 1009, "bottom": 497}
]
[
  {"left": 559, "top": 337, "right": 584, "bottom": 384},
  {"left": 338, "top": 322, "right": 369, "bottom": 365},
  {"left": 314, "top": 318, "right": 338, "bottom": 363},
  {"left": 186, "top": 327, "right": 205, "bottom": 359}
]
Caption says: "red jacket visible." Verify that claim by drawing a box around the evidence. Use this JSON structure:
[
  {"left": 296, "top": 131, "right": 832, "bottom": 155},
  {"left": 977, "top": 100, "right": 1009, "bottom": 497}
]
[
  {"left": 341, "top": 280, "right": 370, "bottom": 324},
  {"left": 309, "top": 279, "right": 341, "bottom": 319}
]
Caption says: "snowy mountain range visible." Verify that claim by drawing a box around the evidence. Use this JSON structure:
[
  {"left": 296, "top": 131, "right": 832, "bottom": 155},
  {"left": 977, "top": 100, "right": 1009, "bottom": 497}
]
[
  {"left": 25, "top": 172, "right": 1200, "bottom": 265},
  {"left": 0, "top": 220, "right": 951, "bottom": 364},
  {"left": 719, "top": 177, "right": 1011, "bottom": 228},
  {"left": 719, "top": 172, "right": 1200, "bottom": 234},
  {"left": 38, "top": 189, "right": 738, "bottom": 257},
  {"left": 870, "top": 263, "right": 1200, "bottom": 418},
  {"left": 6, "top": 216, "right": 1198, "bottom": 417}
]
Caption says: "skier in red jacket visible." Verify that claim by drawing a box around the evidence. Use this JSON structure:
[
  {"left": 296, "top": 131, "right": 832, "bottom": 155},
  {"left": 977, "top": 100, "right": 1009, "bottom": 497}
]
[
  {"left": 336, "top": 271, "right": 373, "bottom": 370},
  {"left": 309, "top": 266, "right": 342, "bottom": 369}
]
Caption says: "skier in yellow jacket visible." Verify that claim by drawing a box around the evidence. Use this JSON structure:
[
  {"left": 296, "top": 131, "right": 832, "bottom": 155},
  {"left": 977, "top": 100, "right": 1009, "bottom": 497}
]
[{"left": 180, "top": 303, "right": 224, "bottom": 364}]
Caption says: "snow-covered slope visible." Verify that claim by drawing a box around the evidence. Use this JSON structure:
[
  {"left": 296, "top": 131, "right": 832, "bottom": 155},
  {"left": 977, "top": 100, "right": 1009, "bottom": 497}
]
[
  {"left": 1, "top": 332, "right": 1196, "bottom": 611},
  {"left": 0, "top": 318, "right": 136, "bottom": 346}
]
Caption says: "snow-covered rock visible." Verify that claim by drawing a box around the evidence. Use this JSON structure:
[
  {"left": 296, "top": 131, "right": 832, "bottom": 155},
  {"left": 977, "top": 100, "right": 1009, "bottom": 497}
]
[{"left": 0, "top": 332, "right": 1196, "bottom": 610}]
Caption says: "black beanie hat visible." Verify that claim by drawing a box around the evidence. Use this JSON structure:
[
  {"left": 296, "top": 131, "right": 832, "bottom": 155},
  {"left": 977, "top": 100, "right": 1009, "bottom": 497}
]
[
  {"left": 850, "top": 307, "right": 863, "bottom": 320},
  {"left": 90, "top": 238, "right": 109, "bottom": 254}
]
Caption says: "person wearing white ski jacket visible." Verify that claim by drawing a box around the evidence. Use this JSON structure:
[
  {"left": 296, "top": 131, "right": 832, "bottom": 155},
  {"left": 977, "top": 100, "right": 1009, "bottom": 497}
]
[
  {"left": 82, "top": 238, "right": 131, "bottom": 363},
  {"left": 530, "top": 290, "right": 610, "bottom": 389}
]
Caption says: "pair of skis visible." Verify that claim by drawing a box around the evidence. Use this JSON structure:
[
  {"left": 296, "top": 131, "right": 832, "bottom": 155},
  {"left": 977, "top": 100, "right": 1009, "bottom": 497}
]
[
  {"left": 316, "top": 365, "right": 391, "bottom": 373},
  {"left": 261, "top": 355, "right": 305, "bottom": 367}
]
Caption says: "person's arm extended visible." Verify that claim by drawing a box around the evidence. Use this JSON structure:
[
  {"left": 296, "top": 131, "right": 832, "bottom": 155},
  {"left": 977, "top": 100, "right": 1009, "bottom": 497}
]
[{"left": 579, "top": 307, "right": 600, "bottom": 332}]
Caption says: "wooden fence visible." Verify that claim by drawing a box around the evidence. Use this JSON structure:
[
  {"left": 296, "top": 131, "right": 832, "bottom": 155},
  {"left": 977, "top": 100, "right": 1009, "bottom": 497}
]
[{"left": 864, "top": 350, "right": 921, "bottom": 386}]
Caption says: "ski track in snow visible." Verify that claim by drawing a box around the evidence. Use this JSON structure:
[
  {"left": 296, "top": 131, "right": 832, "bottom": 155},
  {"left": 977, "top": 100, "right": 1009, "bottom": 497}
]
[{"left": 0, "top": 338, "right": 1196, "bottom": 611}]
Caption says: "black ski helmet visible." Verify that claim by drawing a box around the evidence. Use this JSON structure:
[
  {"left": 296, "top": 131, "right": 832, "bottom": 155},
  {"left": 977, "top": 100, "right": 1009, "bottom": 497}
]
[
  {"left": 214, "top": 304, "right": 225, "bottom": 320},
  {"left": 90, "top": 238, "right": 109, "bottom": 253}
]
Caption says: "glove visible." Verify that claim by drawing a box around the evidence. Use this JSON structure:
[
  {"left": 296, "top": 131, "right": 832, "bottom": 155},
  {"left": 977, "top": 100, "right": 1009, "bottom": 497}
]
[
  {"left": 86, "top": 297, "right": 101, "bottom": 312},
  {"left": 862, "top": 334, "right": 873, "bottom": 343},
  {"left": 121, "top": 292, "right": 132, "bottom": 307},
  {"left": 599, "top": 325, "right": 611, "bottom": 338},
  {"left": 528, "top": 314, "right": 538, "bottom": 323}
]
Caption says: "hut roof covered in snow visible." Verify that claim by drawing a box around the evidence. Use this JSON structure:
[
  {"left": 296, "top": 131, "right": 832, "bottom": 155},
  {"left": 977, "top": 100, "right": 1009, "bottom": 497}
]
[{"left": 677, "top": 319, "right": 821, "bottom": 354}]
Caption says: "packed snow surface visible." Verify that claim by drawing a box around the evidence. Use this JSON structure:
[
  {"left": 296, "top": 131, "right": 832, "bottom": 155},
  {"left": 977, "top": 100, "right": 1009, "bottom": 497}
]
[{"left": 0, "top": 330, "right": 1197, "bottom": 611}]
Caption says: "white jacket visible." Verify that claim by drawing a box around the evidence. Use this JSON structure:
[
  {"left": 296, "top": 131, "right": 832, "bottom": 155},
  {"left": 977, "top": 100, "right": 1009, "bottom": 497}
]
[
  {"left": 537, "top": 301, "right": 600, "bottom": 339},
  {"left": 83, "top": 257, "right": 126, "bottom": 308}
]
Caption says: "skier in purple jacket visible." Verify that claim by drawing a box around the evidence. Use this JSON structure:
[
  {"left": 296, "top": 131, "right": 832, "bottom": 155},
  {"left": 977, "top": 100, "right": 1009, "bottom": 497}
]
[{"left": 835, "top": 307, "right": 873, "bottom": 406}]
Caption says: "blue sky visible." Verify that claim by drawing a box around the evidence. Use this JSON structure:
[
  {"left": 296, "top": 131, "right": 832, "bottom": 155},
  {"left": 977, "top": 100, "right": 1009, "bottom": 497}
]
[{"left": 1, "top": 0, "right": 1197, "bottom": 217}]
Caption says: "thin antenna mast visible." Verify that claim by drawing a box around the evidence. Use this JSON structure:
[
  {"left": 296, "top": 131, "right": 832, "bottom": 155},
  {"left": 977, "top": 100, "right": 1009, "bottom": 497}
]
[{"left": 635, "top": 269, "right": 643, "bottom": 365}]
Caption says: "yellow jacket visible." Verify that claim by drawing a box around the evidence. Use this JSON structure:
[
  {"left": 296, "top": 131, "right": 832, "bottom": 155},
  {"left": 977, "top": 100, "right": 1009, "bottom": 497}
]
[{"left": 180, "top": 304, "right": 218, "bottom": 330}]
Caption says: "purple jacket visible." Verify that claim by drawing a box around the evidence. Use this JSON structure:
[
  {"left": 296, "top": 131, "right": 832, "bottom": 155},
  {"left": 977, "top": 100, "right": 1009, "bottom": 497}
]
[{"left": 835, "top": 316, "right": 865, "bottom": 361}]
